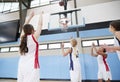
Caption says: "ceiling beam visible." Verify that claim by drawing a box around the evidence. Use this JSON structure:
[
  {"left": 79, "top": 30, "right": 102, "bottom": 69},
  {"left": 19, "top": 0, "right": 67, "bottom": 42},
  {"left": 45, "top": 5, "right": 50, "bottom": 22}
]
[
  {"left": 19, "top": 0, "right": 32, "bottom": 34},
  {"left": 21, "top": 0, "right": 31, "bottom": 9},
  {"left": 0, "top": 0, "right": 19, "bottom": 2}
]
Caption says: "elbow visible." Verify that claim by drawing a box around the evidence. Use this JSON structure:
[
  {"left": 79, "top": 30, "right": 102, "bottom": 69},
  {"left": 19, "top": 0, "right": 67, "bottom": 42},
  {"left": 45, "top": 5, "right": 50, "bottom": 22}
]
[
  {"left": 40, "top": 23, "right": 43, "bottom": 26},
  {"left": 118, "top": 47, "right": 120, "bottom": 51},
  {"left": 118, "top": 48, "right": 120, "bottom": 51},
  {"left": 115, "top": 47, "right": 120, "bottom": 51},
  {"left": 63, "top": 53, "right": 67, "bottom": 56},
  {"left": 63, "top": 54, "right": 66, "bottom": 56},
  {"left": 90, "top": 53, "right": 93, "bottom": 56}
]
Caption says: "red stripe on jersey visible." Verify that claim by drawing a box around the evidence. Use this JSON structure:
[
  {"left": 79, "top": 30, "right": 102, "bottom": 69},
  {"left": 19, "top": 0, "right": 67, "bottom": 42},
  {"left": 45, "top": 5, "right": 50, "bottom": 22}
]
[
  {"left": 32, "top": 35, "right": 40, "bottom": 69},
  {"left": 102, "top": 56, "right": 109, "bottom": 71}
]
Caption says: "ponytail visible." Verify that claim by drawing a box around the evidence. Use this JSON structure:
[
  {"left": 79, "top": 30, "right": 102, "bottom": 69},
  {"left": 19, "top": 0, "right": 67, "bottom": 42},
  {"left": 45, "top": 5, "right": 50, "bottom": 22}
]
[
  {"left": 19, "top": 24, "right": 34, "bottom": 55},
  {"left": 20, "top": 35, "right": 28, "bottom": 55}
]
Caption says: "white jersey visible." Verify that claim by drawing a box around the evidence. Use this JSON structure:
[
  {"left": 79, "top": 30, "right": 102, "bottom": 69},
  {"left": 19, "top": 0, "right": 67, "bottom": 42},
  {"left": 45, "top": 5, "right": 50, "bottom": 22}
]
[
  {"left": 114, "top": 37, "right": 120, "bottom": 60},
  {"left": 69, "top": 47, "right": 82, "bottom": 82},
  {"left": 97, "top": 55, "right": 112, "bottom": 80},
  {"left": 17, "top": 35, "right": 40, "bottom": 82}
]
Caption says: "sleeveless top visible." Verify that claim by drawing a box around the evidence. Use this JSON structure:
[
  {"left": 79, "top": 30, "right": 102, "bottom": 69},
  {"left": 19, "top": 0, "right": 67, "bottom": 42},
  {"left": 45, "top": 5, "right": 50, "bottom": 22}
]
[
  {"left": 114, "top": 37, "right": 120, "bottom": 60},
  {"left": 115, "top": 37, "right": 120, "bottom": 45},
  {"left": 97, "top": 55, "right": 109, "bottom": 71},
  {"left": 69, "top": 47, "right": 79, "bottom": 70},
  {"left": 21, "top": 34, "right": 40, "bottom": 69}
]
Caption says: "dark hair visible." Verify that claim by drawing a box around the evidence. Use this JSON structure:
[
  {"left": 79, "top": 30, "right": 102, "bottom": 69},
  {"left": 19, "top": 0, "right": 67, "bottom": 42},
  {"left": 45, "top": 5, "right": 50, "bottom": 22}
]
[
  {"left": 20, "top": 24, "right": 34, "bottom": 55},
  {"left": 110, "top": 20, "right": 120, "bottom": 31},
  {"left": 103, "top": 48, "right": 106, "bottom": 53}
]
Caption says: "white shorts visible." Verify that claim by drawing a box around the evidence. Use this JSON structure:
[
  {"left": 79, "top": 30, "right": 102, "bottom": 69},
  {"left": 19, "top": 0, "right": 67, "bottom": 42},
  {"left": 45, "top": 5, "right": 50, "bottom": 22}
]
[
  {"left": 70, "top": 70, "right": 82, "bottom": 82},
  {"left": 116, "top": 51, "right": 120, "bottom": 61},
  {"left": 17, "top": 57, "right": 40, "bottom": 82},
  {"left": 98, "top": 70, "right": 112, "bottom": 81},
  {"left": 17, "top": 67, "right": 40, "bottom": 82}
]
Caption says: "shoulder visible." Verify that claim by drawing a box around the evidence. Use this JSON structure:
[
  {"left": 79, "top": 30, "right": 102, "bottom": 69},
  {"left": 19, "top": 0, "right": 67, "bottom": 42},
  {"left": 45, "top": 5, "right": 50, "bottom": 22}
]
[
  {"left": 115, "top": 31, "right": 120, "bottom": 40},
  {"left": 67, "top": 48, "right": 72, "bottom": 53},
  {"left": 20, "top": 35, "right": 25, "bottom": 41},
  {"left": 32, "top": 34, "right": 38, "bottom": 41},
  {"left": 103, "top": 54, "right": 107, "bottom": 58}
]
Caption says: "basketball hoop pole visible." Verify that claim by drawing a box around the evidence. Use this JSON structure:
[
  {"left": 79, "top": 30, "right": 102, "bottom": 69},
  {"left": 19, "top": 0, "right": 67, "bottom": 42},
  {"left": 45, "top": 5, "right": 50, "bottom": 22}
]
[
  {"left": 63, "top": 0, "right": 68, "bottom": 18},
  {"left": 64, "top": 0, "right": 67, "bottom": 10},
  {"left": 74, "top": 0, "right": 79, "bottom": 37}
]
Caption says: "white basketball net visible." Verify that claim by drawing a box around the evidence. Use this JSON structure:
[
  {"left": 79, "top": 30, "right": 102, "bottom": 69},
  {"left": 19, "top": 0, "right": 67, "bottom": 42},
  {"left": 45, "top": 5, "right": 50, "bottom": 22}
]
[{"left": 59, "top": 18, "right": 70, "bottom": 31}]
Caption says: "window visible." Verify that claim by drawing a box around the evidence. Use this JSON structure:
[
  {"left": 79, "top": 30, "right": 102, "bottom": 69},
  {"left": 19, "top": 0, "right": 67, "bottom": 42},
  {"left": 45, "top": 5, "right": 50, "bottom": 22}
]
[
  {"left": 10, "top": 2, "right": 19, "bottom": 12},
  {"left": 82, "top": 40, "right": 98, "bottom": 47},
  {"left": 99, "top": 39, "right": 114, "bottom": 45},
  {"left": 64, "top": 42, "right": 71, "bottom": 48},
  {"left": 30, "top": 0, "right": 59, "bottom": 8},
  {"left": 0, "top": 3, "right": 4, "bottom": 12},
  {"left": 49, "top": 43, "right": 60, "bottom": 49},
  {"left": 50, "top": 0, "right": 60, "bottom": 4},
  {"left": 10, "top": 47, "right": 19, "bottom": 52},
  {"left": 31, "top": 0, "right": 40, "bottom": 7},
  {"left": 1, "top": 47, "right": 9, "bottom": 52},
  {"left": 40, "top": 0, "right": 49, "bottom": 5},
  {"left": 0, "top": 2, "right": 19, "bottom": 13},
  {"left": 3, "top": 3, "right": 12, "bottom": 12},
  {"left": 39, "top": 44, "right": 47, "bottom": 50}
]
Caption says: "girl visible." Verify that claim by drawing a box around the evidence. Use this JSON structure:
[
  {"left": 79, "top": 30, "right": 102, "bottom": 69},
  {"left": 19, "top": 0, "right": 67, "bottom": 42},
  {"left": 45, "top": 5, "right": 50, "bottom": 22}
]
[
  {"left": 91, "top": 43, "right": 112, "bottom": 82},
  {"left": 61, "top": 39, "right": 82, "bottom": 82},
  {"left": 103, "top": 20, "right": 120, "bottom": 60},
  {"left": 17, "top": 11, "right": 43, "bottom": 82}
]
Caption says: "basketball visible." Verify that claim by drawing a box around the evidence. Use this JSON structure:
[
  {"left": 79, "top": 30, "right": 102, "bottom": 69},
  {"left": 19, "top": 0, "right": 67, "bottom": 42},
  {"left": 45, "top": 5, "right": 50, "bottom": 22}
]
[{"left": 59, "top": 1, "right": 64, "bottom": 6}]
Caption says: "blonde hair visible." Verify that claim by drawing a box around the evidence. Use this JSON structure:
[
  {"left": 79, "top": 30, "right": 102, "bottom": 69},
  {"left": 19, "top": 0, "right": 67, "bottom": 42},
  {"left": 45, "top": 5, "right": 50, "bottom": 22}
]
[{"left": 70, "top": 39, "right": 77, "bottom": 47}]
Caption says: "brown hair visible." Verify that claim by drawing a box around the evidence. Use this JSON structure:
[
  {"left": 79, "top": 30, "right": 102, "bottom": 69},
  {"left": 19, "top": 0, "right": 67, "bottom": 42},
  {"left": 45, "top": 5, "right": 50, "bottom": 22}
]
[
  {"left": 71, "top": 39, "right": 77, "bottom": 47},
  {"left": 20, "top": 24, "right": 34, "bottom": 55},
  {"left": 103, "top": 48, "right": 106, "bottom": 53},
  {"left": 110, "top": 20, "right": 120, "bottom": 31}
]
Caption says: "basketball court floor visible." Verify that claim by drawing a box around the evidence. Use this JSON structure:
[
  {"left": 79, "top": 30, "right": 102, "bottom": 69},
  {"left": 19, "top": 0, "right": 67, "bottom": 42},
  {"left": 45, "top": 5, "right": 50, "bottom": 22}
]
[
  {"left": 0, "top": 0, "right": 120, "bottom": 82},
  {"left": 0, "top": 79, "right": 70, "bottom": 82}
]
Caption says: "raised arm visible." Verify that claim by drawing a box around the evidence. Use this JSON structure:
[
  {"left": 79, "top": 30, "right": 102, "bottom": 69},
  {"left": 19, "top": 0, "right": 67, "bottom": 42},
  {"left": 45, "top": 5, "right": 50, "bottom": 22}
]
[
  {"left": 91, "top": 43, "right": 98, "bottom": 57},
  {"left": 34, "top": 12, "right": 43, "bottom": 39},
  {"left": 112, "top": 46, "right": 120, "bottom": 51},
  {"left": 61, "top": 42, "right": 71, "bottom": 56},
  {"left": 103, "top": 32, "right": 120, "bottom": 52},
  {"left": 102, "top": 44, "right": 120, "bottom": 52},
  {"left": 20, "top": 12, "right": 34, "bottom": 38},
  {"left": 24, "top": 12, "right": 34, "bottom": 25}
]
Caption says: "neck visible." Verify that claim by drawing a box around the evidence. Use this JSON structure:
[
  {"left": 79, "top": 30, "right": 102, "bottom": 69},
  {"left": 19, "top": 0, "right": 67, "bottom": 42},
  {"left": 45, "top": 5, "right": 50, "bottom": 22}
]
[
  {"left": 115, "top": 31, "right": 120, "bottom": 34},
  {"left": 72, "top": 46, "right": 76, "bottom": 49},
  {"left": 115, "top": 31, "right": 120, "bottom": 40},
  {"left": 112, "top": 31, "right": 116, "bottom": 35},
  {"left": 27, "top": 34, "right": 31, "bottom": 35},
  {"left": 114, "top": 31, "right": 120, "bottom": 36}
]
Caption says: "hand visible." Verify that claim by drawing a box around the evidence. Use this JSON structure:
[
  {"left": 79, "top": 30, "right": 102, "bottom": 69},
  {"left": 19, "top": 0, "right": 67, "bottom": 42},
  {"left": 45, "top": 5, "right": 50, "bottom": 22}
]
[
  {"left": 61, "top": 42, "right": 64, "bottom": 48},
  {"left": 97, "top": 51, "right": 105, "bottom": 55},
  {"left": 101, "top": 45, "right": 113, "bottom": 52},
  {"left": 29, "top": 11, "right": 34, "bottom": 17},
  {"left": 24, "top": 11, "right": 34, "bottom": 24},
  {"left": 92, "top": 42, "right": 95, "bottom": 47}
]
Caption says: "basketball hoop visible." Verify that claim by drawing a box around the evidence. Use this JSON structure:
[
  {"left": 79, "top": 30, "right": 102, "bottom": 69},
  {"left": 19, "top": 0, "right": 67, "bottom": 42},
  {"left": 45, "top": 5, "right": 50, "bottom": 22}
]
[{"left": 59, "top": 18, "right": 70, "bottom": 31}]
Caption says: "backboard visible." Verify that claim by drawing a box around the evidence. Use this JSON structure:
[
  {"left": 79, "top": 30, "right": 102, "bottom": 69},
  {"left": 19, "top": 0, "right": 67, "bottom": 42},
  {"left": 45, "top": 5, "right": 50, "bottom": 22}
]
[{"left": 48, "top": 8, "right": 85, "bottom": 30}]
